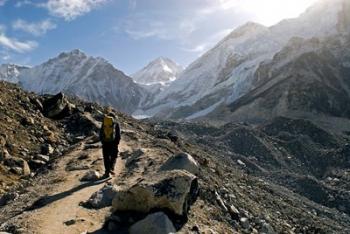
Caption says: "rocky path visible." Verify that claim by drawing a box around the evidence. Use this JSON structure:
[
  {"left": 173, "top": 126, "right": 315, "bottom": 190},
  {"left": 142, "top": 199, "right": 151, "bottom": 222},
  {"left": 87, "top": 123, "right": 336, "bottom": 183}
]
[{"left": 1, "top": 138, "right": 131, "bottom": 234}]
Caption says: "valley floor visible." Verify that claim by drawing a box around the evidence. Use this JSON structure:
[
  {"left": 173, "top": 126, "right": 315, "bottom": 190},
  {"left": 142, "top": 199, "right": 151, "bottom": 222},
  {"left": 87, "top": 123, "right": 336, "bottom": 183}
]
[{"left": 1, "top": 99, "right": 350, "bottom": 233}]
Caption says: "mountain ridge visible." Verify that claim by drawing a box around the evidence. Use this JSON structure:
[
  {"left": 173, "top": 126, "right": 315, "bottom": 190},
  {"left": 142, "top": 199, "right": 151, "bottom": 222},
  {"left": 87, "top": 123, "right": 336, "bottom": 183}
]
[
  {"left": 14, "top": 49, "right": 147, "bottom": 114},
  {"left": 137, "top": 0, "right": 350, "bottom": 120}
]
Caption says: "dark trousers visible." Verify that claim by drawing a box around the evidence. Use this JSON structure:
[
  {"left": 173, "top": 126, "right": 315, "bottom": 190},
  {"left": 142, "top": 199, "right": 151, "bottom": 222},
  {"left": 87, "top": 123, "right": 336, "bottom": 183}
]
[{"left": 102, "top": 143, "right": 118, "bottom": 174}]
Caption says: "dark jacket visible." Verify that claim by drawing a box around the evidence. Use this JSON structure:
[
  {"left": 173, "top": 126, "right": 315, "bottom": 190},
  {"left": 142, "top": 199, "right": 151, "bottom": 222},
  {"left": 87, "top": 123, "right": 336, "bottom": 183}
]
[{"left": 100, "top": 121, "right": 121, "bottom": 146}]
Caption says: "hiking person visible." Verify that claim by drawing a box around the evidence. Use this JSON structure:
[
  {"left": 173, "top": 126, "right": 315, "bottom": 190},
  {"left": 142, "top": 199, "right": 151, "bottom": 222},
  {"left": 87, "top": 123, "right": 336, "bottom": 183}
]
[{"left": 99, "top": 112, "right": 121, "bottom": 178}]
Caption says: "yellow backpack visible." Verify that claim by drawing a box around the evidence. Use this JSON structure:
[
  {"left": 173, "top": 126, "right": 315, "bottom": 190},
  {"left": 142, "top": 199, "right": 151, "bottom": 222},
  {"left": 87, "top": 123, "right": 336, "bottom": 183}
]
[{"left": 102, "top": 115, "right": 115, "bottom": 142}]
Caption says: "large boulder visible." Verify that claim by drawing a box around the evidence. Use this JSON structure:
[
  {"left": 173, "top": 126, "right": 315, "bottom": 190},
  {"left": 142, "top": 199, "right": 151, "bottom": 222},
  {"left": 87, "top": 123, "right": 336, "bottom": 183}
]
[
  {"left": 160, "top": 153, "right": 199, "bottom": 175},
  {"left": 112, "top": 170, "right": 199, "bottom": 217},
  {"left": 4, "top": 157, "right": 30, "bottom": 176},
  {"left": 42, "top": 93, "right": 71, "bottom": 119},
  {"left": 129, "top": 212, "right": 176, "bottom": 234}
]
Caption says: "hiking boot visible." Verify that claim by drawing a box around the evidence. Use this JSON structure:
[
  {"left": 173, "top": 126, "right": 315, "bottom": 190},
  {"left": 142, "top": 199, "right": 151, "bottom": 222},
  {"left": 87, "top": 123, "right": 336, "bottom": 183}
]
[{"left": 101, "top": 173, "right": 110, "bottom": 179}]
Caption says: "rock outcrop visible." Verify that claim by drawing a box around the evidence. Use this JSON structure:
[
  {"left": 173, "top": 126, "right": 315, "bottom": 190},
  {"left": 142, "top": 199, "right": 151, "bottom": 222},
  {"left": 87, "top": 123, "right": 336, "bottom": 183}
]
[
  {"left": 112, "top": 170, "right": 199, "bottom": 217},
  {"left": 42, "top": 93, "right": 72, "bottom": 119}
]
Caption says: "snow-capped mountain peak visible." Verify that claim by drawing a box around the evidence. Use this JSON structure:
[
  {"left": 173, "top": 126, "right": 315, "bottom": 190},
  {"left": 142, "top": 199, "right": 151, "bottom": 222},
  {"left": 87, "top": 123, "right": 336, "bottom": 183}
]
[
  {"left": 132, "top": 57, "right": 183, "bottom": 86},
  {"left": 0, "top": 64, "right": 29, "bottom": 83},
  {"left": 17, "top": 49, "right": 146, "bottom": 113}
]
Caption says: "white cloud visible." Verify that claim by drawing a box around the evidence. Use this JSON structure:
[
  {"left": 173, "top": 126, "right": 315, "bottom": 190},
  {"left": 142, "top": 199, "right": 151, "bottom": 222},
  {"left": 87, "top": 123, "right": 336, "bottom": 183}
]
[
  {"left": 14, "top": 0, "right": 34, "bottom": 8},
  {"left": 182, "top": 28, "right": 232, "bottom": 55},
  {"left": 0, "top": 25, "right": 37, "bottom": 53},
  {"left": 42, "top": 0, "right": 107, "bottom": 21},
  {"left": 13, "top": 19, "right": 56, "bottom": 36},
  {"left": 123, "top": 15, "right": 199, "bottom": 42},
  {"left": 182, "top": 43, "right": 210, "bottom": 53}
]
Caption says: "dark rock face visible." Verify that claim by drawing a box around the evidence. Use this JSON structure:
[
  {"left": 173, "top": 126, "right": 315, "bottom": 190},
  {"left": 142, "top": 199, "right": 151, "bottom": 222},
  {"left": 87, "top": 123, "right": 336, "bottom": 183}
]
[
  {"left": 42, "top": 93, "right": 71, "bottom": 119},
  {"left": 203, "top": 35, "right": 350, "bottom": 124}
]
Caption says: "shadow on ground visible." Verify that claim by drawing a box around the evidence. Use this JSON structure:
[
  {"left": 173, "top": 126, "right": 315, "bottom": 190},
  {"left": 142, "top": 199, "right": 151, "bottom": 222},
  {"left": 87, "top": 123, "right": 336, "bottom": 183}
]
[{"left": 25, "top": 178, "right": 111, "bottom": 211}]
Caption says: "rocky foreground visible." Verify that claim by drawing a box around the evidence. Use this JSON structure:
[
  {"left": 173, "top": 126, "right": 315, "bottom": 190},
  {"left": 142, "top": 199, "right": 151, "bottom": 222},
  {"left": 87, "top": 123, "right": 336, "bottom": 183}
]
[{"left": 0, "top": 81, "right": 350, "bottom": 233}]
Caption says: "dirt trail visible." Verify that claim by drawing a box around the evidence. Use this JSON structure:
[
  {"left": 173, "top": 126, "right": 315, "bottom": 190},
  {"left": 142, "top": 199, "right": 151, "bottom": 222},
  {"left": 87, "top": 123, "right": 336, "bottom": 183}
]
[{"left": 6, "top": 139, "right": 131, "bottom": 234}]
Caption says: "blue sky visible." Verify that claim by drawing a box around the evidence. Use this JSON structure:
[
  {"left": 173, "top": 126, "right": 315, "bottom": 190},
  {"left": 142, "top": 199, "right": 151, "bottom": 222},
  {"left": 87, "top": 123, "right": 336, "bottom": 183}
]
[{"left": 0, "top": 0, "right": 317, "bottom": 74}]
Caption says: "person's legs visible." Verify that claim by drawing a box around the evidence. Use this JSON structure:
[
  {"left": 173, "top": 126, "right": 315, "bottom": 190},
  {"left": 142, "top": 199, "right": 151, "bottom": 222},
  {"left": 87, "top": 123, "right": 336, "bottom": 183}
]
[
  {"left": 102, "top": 145, "right": 111, "bottom": 176},
  {"left": 109, "top": 147, "right": 118, "bottom": 175}
]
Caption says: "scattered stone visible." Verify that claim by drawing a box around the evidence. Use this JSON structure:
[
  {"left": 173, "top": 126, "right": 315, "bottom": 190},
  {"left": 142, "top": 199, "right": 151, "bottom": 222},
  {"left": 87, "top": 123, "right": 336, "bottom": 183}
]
[
  {"left": 29, "top": 159, "right": 47, "bottom": 170},
  {"left": 167, "top": 130, "right": 179, "bottom": 143},
  {"left": 78, "top": 154, "right": 89, "bottom": 160},
  {"left": 129, "top": 212, "right": 176, "bottom": 234},
  {"left": 0, "top": 192, "right": 19, "bottom": 206},
  {"left": 30, "top": 97, "right": 43, "bottom": 111},
  {"left": 34, "top": 154, "right": 50, "bottom": 163},
  {"left": 237, "top": 160, "right": 246, "bottom": 167},
  {"left": 215, "top": 191, "right": 228, "bottom": 212},
  {"left": 228, "top": 205, "right": 240, "bottom": 221},
  {"left": 0, "top": 135, "right": 6, "bottom": 147},
  {"left": 202, "top": 228, "right": 219, "bottom": 234},
  {"left": 260, "top": 221, "right": 276, "bottom": 234},
  {"left": 112, "top": 170, "right": 199, "bottom": 217},
  {"left": 240, "top": 217, "right": 250, "bottom": 229},
  {"left": 64, "top": 219, "right": 76, "bottom": 226},
  {"left": 4, "top": 157, "right": 31, "bottom": 176},
  {"left": 41, "top": 144, "right": 54, "bottom": 155},
  {"left": 81, "top": 170, "right": 100, "bottom": 182},
  {"left": 0, "top": 148, "right": 11, "bottom": 161},
  {"left": 20, "top": 117, "right": 34, "bottom": 126},
  {"left": 160, "top": 152, "right": 199, "bottom": 175},
  {"left": 83, "top": 184, "right": 117, "bottom": 209}
]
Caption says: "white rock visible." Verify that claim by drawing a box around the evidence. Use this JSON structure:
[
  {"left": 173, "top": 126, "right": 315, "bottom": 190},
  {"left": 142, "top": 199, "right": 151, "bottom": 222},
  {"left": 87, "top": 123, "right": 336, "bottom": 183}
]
[
  {"left": 81, "top": 170, "right": 100, "bottom": 182},
  {"left": 237, "top": 160, "right": 246, "bottom": 167},
  {"left": 240, "top": 217, "right": 250, "bottom": 229},
  {"left": 34, "top": 154, "right": 50, "bottom": 163},
  {"left": 160, "top": 153, "right": 199, "bottom": 175}
]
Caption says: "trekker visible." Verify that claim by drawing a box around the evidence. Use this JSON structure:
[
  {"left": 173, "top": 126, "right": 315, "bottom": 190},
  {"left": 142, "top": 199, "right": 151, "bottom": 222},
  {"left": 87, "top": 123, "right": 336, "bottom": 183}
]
[{"left": 99, "top": 112, "right": 121, "bottom": 178}]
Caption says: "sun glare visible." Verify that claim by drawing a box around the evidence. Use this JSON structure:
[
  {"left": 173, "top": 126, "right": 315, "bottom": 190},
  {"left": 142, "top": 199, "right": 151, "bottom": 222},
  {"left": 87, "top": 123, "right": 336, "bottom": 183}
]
[{"left": 222, "top": 0, "right": 319, "bottom": 26}]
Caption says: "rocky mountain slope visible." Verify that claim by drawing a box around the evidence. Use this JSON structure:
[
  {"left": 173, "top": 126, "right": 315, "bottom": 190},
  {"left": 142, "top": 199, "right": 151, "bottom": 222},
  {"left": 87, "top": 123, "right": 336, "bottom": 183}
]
[
  {"left": 158, "top": 117, "right": 350, "bottom": 217},
  {"left": 139, "top": 0, "right": 350, "bottom": 120},
  {"left": 0, "top": 81, "right": 102, "bottom": 194},
  {"left": 204, "top": 33, "right": 350, "bottom": 124},
  {"left": 1, "top": 81, "right": 350, "bottom": 233},
  {"left": 0, "top": 64, "right": 28, "bottom": 84},
  {"left": 16, "top": 49, "right": 147, "bottom": 114},
  {"left": 132, "top": 57, "right": 183, "bottom": 86}
]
